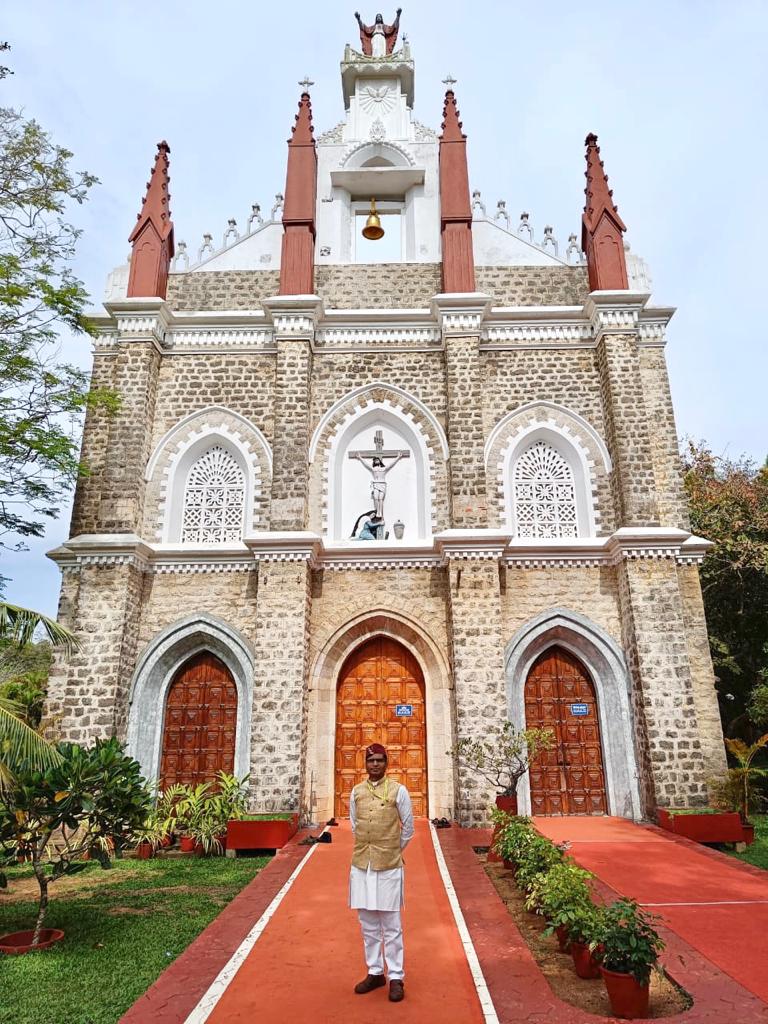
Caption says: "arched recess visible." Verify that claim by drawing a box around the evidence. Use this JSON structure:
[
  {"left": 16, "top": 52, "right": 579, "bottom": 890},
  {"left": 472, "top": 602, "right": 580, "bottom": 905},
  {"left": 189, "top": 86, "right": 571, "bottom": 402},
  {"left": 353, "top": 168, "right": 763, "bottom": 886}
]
[
  {"left": 505, "top": 608, "right": 641, "bottom": 819},
  {"left": 307, "top": 610, "right": 454, "bottom": 821},
  {"left": 485, "top": 401, "right": 613, "bottom": 535},
  {"left": 308, "top": 384, "right": 449, "bottom": 540},
  {"left": 143, "top": 407, "right": 272, "bottom": 542},
  {"left": 126, "top": 614, "right": 253, "bottom": 785}
]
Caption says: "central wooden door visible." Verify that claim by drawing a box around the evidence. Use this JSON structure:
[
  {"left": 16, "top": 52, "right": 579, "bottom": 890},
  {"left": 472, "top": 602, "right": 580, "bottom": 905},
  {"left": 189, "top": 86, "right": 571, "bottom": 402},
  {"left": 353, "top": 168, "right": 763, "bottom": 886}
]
[
  {"left": 335, "top": 636, "right": 428, "bottom": 817},
  {"left": 525, "top": 647, "right": 607, "bottom": 815},
  {"left": 160, "top": 652, "right": 238, "bottom": 789}
]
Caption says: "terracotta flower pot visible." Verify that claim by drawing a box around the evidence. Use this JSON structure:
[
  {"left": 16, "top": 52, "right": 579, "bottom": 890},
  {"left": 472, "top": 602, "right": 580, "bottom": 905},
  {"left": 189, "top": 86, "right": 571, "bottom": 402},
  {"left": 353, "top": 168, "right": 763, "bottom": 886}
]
[
  {"left": 0, "top": 929, "right": 65, "bottom": 955},
  {"left": 600, "top": 966, "right": 650, "bottom": 1019},
  {"left": 571, "top": 940, "right": 601, "bottom": 979},
  {"left": 488, "top": 794, "right": 518, "bottom": 863},
  {"left": 160, "top": 834, "right": 174, "bottom": 849},
  {"left": 179, "top": 835, "right": 196, "bottom": 853},
  {"left": 136, "top": 841, "right": 154, "bottom": 860},
  {"left": 555, "top": 924, "right": 572, "bottom": 953}
]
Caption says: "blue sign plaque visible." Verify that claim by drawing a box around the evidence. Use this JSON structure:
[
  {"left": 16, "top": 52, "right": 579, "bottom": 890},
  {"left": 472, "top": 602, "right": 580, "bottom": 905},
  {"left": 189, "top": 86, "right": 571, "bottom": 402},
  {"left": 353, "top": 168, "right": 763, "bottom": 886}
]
[
  {"left": 395, "top": 704, "right": 413, "bottom": 717},
  {"left": 570, "top": 703, "right": 589, "bottom": 716}
]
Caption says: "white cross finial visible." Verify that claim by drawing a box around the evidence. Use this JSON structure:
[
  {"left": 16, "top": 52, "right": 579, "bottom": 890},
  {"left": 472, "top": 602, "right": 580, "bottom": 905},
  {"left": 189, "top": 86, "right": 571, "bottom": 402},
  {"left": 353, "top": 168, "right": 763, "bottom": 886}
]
[
  {"left": 442, "top": 74, "right": 457, "bottom": 89},
  {"left": 299, "top": 76, "right": 314, "bottom": 91}
]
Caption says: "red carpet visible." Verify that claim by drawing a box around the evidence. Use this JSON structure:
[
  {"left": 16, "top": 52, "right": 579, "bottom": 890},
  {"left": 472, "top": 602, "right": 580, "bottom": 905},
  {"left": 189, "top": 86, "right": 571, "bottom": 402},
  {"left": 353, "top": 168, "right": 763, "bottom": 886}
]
[
  {"left": 204, "top": 820, "right": 486, "bottom": 1023},
  {"left": 536, "top": 816, "right": 768, "bottom": 1003}
]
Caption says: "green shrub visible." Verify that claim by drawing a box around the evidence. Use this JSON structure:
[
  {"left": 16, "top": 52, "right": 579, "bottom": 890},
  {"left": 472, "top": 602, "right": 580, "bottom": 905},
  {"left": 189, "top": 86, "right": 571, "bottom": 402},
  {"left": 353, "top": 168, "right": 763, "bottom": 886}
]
[
  {"left": 596, "top": 898, "right": 665, "bottom": 985},
  {"left": 515, "top": 833, "right": 564, "bottom": 896},
  {"left": 534, "top": 860, "right": 594, "bottom": 926}
]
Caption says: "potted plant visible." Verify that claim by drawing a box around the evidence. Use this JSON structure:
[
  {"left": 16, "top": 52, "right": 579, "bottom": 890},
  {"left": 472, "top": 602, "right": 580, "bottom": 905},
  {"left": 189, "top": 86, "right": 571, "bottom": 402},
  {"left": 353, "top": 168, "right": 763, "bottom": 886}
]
[
  {"left": 132, "top": 812, "right": 166, "bottom": 860},
  {"left": 490, "top": 811, "right": 533, "bottom": 869},
  {"left": 657, "top": 806, "right": 746, "bottom": 843},
  {"left": 595, "top": 898, "right": 665, "bottom": 1019},
  {"left": 566, "top": 902, "right": 604, "bottom": 979},
  {"left": 452, "top": 721, "right": 555, "bottom": 817},
  {"left": 538, "top": 861, "right": 595, "bottom": 953},
  {"left": 174, "top": 782, "right": 212, "bottom": 852},
  {"left": 226, "top": 812, "right": 300, "bottom": 853},
  {"left": 515, "top": 834, "right": 564, "bottom": 908},
  {"left": 723, "top": 733, "right": 768, "bottom": 843},
  {"left": 0, "top": 737, "right": 151, "bottom": 953}
]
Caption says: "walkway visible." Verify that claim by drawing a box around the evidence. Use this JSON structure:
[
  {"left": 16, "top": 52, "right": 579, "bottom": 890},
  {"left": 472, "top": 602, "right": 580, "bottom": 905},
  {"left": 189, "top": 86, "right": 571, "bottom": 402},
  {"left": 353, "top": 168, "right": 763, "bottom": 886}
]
[
  {"left": 536, "top": 816, "right": 768, "bottom": 1004},
  {"left": 123, "top": 816, "right": 768, "bottom": 1024}
]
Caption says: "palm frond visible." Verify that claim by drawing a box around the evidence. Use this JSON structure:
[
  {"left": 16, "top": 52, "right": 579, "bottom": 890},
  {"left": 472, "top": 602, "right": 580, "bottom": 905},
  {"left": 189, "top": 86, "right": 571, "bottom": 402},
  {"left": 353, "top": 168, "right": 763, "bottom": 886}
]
[
  {"left": 0, "top": 602, "right": 78, "bottom": 652},
  {"left": 0, "top": 699, "right": 63, "bottom": 785}
]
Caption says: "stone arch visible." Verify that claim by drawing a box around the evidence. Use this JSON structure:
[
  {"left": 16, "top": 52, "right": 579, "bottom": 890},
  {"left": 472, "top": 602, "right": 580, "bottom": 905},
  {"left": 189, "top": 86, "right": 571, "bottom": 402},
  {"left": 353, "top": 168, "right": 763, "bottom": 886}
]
[
  {"left": 126, "top": 613, "right": 254, "bottom": 785},
  {"left": 505, "top": 608, "right": 641, "bottom": 819},
  {"left": 485, "top": 401, "right": 613, "bottom": 535},
  {"left": 342, "top": 140, "right": 416, "bottom": 168},
  {"left": 308, "top": 383, "right": 449, "bottom": 538},
  {"left": 307, "top": 610, "right": 454, "bottom": 821},
  {"left": 143, "top": 407, "right": 272, "bottom": 542}
]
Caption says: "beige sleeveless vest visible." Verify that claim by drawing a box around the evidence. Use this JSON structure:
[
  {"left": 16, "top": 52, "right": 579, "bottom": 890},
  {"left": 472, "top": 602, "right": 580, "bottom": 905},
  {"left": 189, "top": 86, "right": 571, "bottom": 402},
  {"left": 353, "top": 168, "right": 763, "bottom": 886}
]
[{"left": 352, "top": 779, "right": 403, "bottom": 871}]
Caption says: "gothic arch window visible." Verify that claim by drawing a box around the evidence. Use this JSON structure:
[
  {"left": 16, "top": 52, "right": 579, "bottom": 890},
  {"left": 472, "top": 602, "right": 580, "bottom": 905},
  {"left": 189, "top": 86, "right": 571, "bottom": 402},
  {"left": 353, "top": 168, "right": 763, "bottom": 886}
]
[
  {"left": 181, "top": 445, "right": 246, "bottom": 544},
  {"left": 513, "top": 440, "right": 578, "bottom": 539}
]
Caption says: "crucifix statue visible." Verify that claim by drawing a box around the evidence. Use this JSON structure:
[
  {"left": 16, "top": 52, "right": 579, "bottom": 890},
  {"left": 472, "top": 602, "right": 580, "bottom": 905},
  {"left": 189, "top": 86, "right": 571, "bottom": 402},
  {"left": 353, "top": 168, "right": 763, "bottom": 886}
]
[{"left": 349, "top": 429, "right": 410, "bottom": 521}]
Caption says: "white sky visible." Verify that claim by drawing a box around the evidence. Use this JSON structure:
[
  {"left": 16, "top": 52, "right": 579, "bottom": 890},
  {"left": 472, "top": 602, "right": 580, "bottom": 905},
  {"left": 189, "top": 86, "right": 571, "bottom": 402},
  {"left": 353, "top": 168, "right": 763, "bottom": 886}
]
[{"left": 2, "top": 0, "right": 767, "bottom": 615}]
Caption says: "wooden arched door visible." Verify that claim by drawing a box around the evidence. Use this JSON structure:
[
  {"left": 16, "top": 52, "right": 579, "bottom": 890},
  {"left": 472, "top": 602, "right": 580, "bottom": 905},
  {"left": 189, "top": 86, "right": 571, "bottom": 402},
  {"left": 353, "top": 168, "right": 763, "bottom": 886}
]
[
  {"left": 335, "top": 636, "right": 428, "bottom": 817},
  {"left": 525, "top": 646, "right": 607, "bottom": 815},
  {"left": 160, "top": 652, "right": 238, "bottom": 789}
]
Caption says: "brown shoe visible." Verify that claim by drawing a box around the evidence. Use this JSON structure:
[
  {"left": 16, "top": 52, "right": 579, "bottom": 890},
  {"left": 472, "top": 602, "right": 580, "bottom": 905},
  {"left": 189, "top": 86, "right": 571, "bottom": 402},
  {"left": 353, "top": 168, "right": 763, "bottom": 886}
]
[
  {"left": 389, "top": 980, "right": 405, "bottom": 1002},
  {"left": 354, "top": 973, "right": 386, "bottom": 994}
]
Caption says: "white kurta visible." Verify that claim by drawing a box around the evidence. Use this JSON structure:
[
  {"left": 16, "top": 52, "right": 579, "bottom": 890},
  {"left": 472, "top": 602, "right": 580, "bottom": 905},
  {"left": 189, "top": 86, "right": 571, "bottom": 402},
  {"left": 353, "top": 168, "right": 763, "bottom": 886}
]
[{"left": 349, "top": 782, "right": 414, "bottom": 911}]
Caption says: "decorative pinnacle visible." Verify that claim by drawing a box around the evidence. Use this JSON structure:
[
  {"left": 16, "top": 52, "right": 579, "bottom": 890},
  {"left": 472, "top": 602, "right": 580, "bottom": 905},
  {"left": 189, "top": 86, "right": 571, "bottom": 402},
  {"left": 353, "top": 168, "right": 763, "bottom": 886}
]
[
  {"left": 288, "top": 91, "right": 315, "bottom": 145},
  {"left": 442, "top": 73, "right": 457, "bottom": 89},
  {"left": 129, "top": 140, "right": 173, "bottom": 243},
  {"left": 583, "top": 132, "right": 625, "bottom": 230},
  {"left": 440, "top": 87, "right": 465, "bottom": 142},
  {"left": 298, "top": 76, "right": 314, "bottom": 91}
]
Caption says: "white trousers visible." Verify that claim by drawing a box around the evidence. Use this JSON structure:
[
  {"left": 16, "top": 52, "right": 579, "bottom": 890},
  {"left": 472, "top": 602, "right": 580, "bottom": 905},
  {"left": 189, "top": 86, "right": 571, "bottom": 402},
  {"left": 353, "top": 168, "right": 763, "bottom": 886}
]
[{"left": 357, "top": 909, "right": 404, "bottom": 980}]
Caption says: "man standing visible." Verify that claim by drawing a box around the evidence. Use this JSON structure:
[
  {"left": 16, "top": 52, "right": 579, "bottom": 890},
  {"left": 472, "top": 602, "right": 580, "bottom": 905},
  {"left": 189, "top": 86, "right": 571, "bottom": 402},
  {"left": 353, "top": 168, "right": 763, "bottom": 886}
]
[{"left": 349, "top": 742, "right": 414, "bottom": 1002}]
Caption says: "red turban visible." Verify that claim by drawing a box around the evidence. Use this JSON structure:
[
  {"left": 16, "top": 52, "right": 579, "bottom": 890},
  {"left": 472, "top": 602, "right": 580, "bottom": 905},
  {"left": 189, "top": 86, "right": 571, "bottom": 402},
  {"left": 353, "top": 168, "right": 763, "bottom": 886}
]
[{"left": 365, "top": 743, "right": 387, "bottom": 760}]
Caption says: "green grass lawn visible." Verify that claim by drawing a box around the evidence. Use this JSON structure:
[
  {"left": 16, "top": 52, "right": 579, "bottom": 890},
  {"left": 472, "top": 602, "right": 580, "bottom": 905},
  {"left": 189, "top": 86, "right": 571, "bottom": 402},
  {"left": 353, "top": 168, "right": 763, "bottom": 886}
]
[
  {"left": 728, "top": 814, "right": 768, "bottom": 870},
  {"left": 0, "top": 854, "right": 269, "bottom": 1024}
]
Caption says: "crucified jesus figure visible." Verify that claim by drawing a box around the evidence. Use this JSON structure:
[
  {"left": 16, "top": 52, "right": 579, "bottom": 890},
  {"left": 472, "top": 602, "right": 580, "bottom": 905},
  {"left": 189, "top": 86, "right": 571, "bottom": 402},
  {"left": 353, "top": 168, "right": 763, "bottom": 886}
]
[{"left": 349, "top": 430, "right": 410, "bottom": 520}]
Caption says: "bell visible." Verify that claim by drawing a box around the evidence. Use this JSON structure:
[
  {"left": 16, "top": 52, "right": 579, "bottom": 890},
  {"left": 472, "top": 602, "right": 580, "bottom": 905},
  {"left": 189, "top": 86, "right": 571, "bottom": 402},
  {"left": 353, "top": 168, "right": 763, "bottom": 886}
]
[{"left": 362, "top": 197, "right": 385, "bottom": 240}]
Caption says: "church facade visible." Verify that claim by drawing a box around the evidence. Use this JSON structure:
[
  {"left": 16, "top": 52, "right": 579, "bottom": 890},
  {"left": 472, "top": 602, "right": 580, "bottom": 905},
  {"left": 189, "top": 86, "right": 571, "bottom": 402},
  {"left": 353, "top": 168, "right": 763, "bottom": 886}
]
[{"left": 47, "top": 20, "right": 726, "bottom": 825}]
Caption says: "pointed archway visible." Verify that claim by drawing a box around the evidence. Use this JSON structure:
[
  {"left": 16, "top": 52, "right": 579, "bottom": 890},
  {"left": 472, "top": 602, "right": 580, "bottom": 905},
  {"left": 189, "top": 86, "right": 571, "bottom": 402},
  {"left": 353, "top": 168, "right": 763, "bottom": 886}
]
[
  {"left": 334, "top": 636, "right": 428, "bottom": 817},
  {"left": 525, "top": 646, "right": 607, "bottom": 815},
  {"left": 159, "top": 651, "right": 238, "bottom": 788}
]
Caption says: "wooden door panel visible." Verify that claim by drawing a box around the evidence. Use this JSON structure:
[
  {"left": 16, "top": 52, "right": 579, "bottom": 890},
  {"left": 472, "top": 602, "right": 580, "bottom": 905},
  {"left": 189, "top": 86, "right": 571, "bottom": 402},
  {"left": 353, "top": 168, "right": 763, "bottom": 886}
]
[
  {"left": 525, "top": 646, "right": 607, "bottom": 816},
  {"left": 160, "top": 652, "right": 238, "bottom": 790},
  {"left": 335, "top": 636, "right": 428, "bottom": 817}
]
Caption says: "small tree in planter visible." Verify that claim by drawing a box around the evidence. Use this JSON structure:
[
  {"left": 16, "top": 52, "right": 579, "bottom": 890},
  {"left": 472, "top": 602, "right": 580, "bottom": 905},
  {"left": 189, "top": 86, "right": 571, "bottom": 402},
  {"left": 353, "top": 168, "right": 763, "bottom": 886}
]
[
  {"left": 723, "top": 734, "right": 768, "bottom": 826},
  {"left": 565, "top": 902, "right": 604, "bottom": 978},
  {"left": 537, "top": 861, "right": 595, "bottom": 951},
  {"left": 452, "top": 722, "right": 554, "bottom": 813},
  {"left": 0, "top": 738, "right": 152, "bottom": 949},
  {"left": 595, "top": 898, "right": 665, "bottom": 1019}
]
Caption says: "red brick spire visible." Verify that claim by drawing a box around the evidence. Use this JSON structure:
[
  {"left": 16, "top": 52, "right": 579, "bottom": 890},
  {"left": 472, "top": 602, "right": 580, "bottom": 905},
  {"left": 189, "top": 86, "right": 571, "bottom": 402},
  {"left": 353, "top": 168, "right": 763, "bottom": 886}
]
[
  {"left": 279, "top": 92, "right": 317, "bottom": 295},
  {"left": 439, "top": 88, "right": 476, "bottom": 293},
  {"left": 581, "top": 133, "right": 628, "bottom": 291},
  {"left": 127, "top": 141, "right": 175, "bottom": 298}
]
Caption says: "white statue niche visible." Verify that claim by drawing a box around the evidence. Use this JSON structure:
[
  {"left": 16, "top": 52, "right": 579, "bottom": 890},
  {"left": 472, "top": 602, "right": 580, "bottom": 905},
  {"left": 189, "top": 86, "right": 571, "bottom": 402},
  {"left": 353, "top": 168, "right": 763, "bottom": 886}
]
[{"left": 329, "top": 410, "right": 428, "bottom": 543}]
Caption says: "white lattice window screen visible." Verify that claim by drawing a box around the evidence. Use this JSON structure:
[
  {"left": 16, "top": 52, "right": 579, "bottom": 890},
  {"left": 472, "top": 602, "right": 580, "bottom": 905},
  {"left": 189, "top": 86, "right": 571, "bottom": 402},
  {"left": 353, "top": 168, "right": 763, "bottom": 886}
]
[
  {"left": 513, "top": 440, "right": 578, "bottom": 539},
  {"left": 182, "top": 446, "right": 245, "bottom": 544}
]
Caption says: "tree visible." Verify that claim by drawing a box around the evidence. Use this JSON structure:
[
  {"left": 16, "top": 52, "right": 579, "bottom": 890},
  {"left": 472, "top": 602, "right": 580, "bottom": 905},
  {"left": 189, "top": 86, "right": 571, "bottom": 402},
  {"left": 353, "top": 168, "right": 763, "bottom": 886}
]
[
  {"left": 682, "top": 441, "right": 768, "bottom": 735},
  {"left": 0, "top": 602, "right": 73, "bottom": 788},
  {"left": 0, "top": 73, "right": 118, "bottom": 571},
  {"left": 0, "top": 638, "right": 52, "bottom": 727},
  {"left": 0, "top": 738, "right": 153, "bottom": 944}
]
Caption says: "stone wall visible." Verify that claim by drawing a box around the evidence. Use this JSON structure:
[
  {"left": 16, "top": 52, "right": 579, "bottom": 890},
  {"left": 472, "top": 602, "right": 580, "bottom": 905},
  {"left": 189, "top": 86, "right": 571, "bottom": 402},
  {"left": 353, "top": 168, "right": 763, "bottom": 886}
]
[
  {"left": 596, "top": 333, "right": 659, "bottom": 526},
  {"left": 444, "top": 336, "right": 489, "bottom": 526},
  {"left": 616, "top": 559, "right": 707, "bottom": 812},
  {"left": 639, "top": 347, "right": 689, "bottom": 529},
  {"left": 167, "top": 270, "right": 281, "bottom": 310},
  {"left": 70, "top": 353, "right": 118, "bottom": 535},
  {"left": 271, "top": 339, "right": 313, "bottom": 529},
  {"left": 316, "top": 263, "right": 442, "bottom": 309},
  {"left": 500, "top": 566, "right": 622, "bottom": 645},
  {"left": 166, "top": 263, "right": 588, "bottom": 312},
  {"left": 475, "top": 265, "right": 589, "bottom": 307}
]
